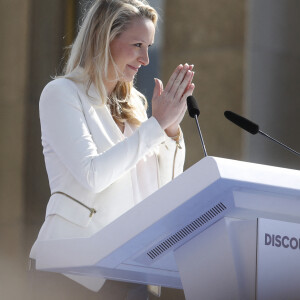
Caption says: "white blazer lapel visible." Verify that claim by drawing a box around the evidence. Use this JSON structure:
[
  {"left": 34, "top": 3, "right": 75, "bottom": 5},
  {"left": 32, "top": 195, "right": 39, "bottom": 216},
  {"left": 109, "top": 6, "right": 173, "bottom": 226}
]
[{"left": 76, "top": 87, "right": 124, "bottom": 153}]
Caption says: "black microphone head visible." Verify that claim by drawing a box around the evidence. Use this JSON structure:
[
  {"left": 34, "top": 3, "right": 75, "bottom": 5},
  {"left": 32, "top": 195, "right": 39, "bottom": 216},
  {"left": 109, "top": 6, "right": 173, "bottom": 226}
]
[
  {"left": 187, "top": 96, "right": 200, "bottom": 118},
  {"left": 224, "top": 111, "right": 259, "bottom": 134}
]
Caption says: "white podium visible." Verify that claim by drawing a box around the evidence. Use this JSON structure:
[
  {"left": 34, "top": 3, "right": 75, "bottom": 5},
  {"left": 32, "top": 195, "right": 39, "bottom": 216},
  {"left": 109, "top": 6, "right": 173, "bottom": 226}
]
[{"left": 34, "top": 157, "right": 300, "bottom": 299}]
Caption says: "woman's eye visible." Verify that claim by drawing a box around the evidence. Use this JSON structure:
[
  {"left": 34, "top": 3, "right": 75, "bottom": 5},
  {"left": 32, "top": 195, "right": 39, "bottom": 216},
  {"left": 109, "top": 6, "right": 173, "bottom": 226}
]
[{"left": 134, "top": 43, "right": 142, "bottom": 48}]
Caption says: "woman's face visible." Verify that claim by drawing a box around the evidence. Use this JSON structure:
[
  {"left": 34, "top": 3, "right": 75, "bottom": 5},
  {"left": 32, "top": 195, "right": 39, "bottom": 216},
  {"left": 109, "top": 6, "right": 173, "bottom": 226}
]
[{"left": 109, "top": 17, "right": 155, "bottom": 83}]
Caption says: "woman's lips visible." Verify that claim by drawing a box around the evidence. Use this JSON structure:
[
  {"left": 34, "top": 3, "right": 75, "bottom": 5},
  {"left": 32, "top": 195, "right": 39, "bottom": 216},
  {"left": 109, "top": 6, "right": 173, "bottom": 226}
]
[{"left": 127, "top": 64, "right": 139, "bottom": 72}]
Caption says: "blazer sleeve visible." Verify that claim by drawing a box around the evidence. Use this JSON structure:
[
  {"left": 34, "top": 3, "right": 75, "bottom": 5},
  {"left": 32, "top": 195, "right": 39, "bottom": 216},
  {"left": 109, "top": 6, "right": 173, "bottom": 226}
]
[
  {"left": 157, "top": 127, "right": 185, "bottom": 187},
  {"left": 39, "top": 79, "right": 167, "bottom": 194}
]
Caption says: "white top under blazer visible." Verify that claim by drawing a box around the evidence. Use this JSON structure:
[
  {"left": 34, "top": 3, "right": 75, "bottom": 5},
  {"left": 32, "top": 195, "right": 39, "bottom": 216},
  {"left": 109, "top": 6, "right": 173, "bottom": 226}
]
[{"left": 30, "top": 68, "right": 185, "bottom": 290}]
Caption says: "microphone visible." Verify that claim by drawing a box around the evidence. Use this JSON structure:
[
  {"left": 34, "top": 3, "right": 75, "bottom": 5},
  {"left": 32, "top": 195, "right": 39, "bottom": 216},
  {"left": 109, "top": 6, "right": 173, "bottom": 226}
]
[
  {"left": 187, "top": 96, "right": 207, "bottom": 157},
  {"left": 224, "top": 111, "right": 300, "bottom": 157}
]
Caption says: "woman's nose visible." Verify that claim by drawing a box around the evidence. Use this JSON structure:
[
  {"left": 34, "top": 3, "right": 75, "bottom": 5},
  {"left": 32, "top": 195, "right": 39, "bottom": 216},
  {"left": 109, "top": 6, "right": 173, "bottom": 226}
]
[{"left": 139, "top": 48, "right": 149, "bottom": 66}]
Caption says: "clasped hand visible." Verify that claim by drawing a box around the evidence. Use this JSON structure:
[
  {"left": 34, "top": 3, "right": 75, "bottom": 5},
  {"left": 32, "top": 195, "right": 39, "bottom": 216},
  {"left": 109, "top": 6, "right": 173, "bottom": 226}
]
[{"left": 152, "top": 63, "right": 195, "bottom": 137}]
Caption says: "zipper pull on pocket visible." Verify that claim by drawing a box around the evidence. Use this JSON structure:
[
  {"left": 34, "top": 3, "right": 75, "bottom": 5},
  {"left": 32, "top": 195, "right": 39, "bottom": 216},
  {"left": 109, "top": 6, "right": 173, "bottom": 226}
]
[{"left": 89, "top": 208, "right": 97, "bottom": 218}]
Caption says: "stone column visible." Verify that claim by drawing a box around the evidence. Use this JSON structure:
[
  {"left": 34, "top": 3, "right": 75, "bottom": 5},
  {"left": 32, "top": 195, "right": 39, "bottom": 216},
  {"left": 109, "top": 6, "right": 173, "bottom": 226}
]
[
  {"left": 0, "top": 0, "right": 30, "bottom": 226},
  {"left": 245, "top": 0, "right": 300, "bottom": 169},
  {"left": 163, "top": 0, "right": 246, "bottom": 169},
  {"left": 0, "top": 0, "right": 30, "bottom": 298},
  {"left": 24, "top": 0, "right": 68, "bottom": 225}
]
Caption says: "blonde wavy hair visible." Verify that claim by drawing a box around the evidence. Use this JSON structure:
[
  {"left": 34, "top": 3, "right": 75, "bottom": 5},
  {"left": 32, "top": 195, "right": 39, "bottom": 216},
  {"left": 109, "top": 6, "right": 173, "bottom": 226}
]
[{"left": 64, "top": 0, "right": 157, "bottom": 126}]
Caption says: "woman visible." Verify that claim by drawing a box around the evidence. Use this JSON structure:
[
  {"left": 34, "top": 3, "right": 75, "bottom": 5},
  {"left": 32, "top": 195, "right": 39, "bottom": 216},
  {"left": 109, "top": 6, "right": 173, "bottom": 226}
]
[{"left": 30, "top": 0, "right": 195, "bottom": 297}]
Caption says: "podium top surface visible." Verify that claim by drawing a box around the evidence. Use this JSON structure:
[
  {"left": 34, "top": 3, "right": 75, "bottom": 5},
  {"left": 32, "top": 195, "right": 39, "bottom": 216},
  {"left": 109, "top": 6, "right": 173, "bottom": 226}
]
[{"left": 197, "top": 156, "right": 300, "bottom": 192}]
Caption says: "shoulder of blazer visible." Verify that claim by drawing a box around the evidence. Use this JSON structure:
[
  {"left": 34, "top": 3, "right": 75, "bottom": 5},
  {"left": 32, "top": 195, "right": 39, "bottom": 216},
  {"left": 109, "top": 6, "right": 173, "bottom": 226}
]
[
  {"left": 39, "top": 78, "right": 86, "bottom": 114},
  {"left": 41, "top": 78, "right": 80, "bottom": 99}
]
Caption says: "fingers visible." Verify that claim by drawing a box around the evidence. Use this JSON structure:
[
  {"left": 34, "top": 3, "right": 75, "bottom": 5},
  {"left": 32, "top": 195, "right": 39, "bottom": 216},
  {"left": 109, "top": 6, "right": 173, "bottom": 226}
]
[
  {"left": 188, "top": 64, "right": 194, "bottom": 71},
  {"left": 170, "top": 64, "right": 190, "bottom": 94},
  {"left": 164, "top": 64, "right": 183, "bottom": 93},
  {"left": 152, "top": 78, "right": 160, "bottom": 99},
  {"left": 183, "top": 69, "right": 195, "bottom": 95},
  {"left": 165, "top": 64, "right": 194, "bottom": 99},
  {"left": 187, "top": 69, "right": 194, "bottom": 87},
  {"left": 157, "top": 78, "right": 163, "bottom": 95},
  {"left": 181, "top": 82, "right": 195, "bottom": 100},
  {"left": 168, "top": 64, "right": 189, "bottom": 95},
  {"left": 173, "top": 70, "right": 194, "bottom": 101},
  {"left": 152, "top": 78, "right": 164, "bottom": 101},
  {"left": 186, "top": 65, "right": 194, "bottom": 89},
  {"left": 176, "top": 64, "right": 194, "bottom": 99}
]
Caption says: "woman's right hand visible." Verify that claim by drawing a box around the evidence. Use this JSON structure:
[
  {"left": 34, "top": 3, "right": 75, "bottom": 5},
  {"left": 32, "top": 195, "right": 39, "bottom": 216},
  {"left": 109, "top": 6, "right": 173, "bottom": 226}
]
[{"left": 151, "top": 63, "right": 195, "bottom": 133}]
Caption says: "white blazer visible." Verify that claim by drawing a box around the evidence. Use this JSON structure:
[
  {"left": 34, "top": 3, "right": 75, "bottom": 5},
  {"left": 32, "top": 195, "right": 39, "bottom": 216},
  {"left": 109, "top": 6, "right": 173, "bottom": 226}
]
[{"left": 38, "top": 71, "right": 185, "bottom": 230}]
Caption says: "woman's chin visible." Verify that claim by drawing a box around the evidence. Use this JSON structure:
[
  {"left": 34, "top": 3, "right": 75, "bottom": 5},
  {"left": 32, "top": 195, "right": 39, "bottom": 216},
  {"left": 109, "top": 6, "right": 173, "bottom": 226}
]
[{"left": 122, "top": 74, "right": 136, "bottom": 83}]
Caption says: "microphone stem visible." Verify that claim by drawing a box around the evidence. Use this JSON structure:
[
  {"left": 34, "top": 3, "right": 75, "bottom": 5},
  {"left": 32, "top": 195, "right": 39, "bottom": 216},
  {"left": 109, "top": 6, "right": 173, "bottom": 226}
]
[
  {"left": 259, "top": 130, "right": 300, "bottom": 157},
  {"left": 194, "top": 115, "right": 208, "bottom": 157}
]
